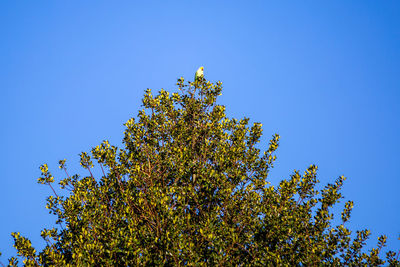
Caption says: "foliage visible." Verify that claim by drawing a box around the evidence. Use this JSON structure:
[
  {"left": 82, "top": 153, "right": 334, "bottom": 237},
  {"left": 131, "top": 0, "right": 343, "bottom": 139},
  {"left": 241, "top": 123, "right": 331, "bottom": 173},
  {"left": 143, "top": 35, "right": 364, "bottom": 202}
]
[{"left": 2, "top": 78, "right": 399, "bottom": 266}]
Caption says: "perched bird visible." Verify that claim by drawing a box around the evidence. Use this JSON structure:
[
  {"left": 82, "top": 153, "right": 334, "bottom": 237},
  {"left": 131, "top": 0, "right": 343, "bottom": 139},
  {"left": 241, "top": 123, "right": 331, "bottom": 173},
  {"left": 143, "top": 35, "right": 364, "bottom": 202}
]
[{"left": 194, "top": 66, "right": 204, "bottom": 82}]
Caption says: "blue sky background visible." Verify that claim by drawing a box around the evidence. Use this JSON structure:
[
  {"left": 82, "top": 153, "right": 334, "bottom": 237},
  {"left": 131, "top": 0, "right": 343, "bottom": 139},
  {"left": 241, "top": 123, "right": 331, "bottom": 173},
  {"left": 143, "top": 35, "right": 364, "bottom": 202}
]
[{"left": 1, "top": 1, "right": 399, "bottom": 261}]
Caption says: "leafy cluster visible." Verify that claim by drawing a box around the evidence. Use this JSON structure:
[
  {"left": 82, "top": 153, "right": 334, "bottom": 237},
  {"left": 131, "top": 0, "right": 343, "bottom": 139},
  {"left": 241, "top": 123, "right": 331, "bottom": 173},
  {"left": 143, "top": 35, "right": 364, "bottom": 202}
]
[{"left": 2, "top": 78, "right": 398, "bottom": 266}]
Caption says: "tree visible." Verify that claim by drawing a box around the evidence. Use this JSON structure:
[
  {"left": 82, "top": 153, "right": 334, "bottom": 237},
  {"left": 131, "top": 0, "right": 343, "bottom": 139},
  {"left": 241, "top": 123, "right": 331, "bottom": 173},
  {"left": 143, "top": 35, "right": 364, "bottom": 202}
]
[{"left": 2, "top": 77, "right": 398, "bottom": 266}]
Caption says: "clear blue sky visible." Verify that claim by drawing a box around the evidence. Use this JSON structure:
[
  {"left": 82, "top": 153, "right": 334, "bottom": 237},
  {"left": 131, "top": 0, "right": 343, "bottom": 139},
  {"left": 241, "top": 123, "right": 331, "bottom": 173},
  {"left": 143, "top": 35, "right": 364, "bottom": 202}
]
[{"left": 1, "top": 1, "right": 399, "bottom": 261}]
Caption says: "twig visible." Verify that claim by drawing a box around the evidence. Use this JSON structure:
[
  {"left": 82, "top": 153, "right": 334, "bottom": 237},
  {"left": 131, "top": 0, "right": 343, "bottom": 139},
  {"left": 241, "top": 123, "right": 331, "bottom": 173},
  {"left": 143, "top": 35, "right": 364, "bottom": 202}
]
[{"left": 48, "top": 183, "right": 59, "bottom": 198}]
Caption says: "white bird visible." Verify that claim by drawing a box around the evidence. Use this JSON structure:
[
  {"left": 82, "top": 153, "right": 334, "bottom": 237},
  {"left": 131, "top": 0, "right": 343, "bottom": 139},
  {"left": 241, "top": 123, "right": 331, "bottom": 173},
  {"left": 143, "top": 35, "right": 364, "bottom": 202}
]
[{"left": 194, "top": 66, "right": 204, "bottom": 82}]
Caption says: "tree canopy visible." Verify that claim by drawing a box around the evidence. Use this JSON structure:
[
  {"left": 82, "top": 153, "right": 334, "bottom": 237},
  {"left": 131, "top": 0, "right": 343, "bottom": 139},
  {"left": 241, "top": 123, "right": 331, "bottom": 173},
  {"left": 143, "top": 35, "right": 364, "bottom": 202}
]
[{"left": 2, "top": 77, "right": 399, "bottom": 266}]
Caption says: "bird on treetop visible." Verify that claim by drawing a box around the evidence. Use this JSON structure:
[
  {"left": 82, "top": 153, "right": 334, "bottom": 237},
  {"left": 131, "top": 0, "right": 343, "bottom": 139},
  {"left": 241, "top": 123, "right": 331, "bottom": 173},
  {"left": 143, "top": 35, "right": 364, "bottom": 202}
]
[{"left": 194, "top": 66, "right": 204, "bottom": 82}]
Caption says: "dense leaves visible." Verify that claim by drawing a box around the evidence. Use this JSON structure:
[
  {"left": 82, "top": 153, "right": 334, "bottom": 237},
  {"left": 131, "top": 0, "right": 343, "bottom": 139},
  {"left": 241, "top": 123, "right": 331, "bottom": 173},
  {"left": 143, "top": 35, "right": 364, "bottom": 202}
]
[{"left": 3, "top": 78, "right": 399, "bottom": 266}]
